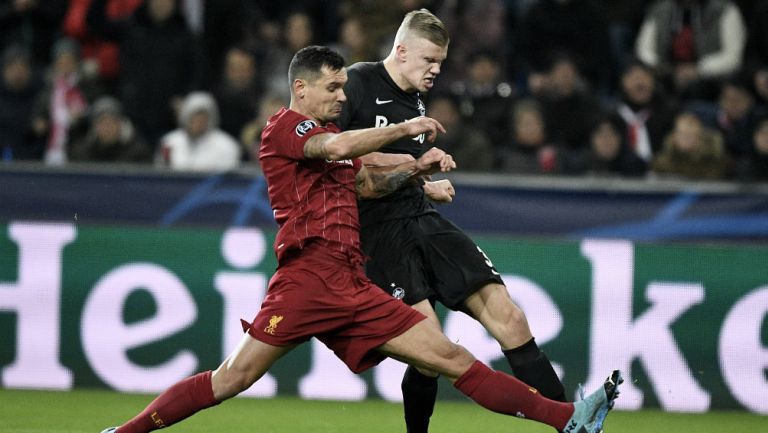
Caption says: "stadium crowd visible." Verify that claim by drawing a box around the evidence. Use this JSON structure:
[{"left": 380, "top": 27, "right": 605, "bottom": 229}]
[{"left": 2, "top": 0, "right": 768, "bottom": 182}]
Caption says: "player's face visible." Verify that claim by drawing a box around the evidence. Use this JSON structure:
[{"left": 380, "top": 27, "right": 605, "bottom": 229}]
[
  {"left": 305, "top": 65, "right": 348, "bottom": 123},
  {"left": 399, "top": 37, "right": 447, "bottom": 93}
]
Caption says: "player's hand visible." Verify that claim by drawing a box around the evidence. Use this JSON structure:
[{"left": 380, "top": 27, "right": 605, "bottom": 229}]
[
  {"left": 403, "top": 116, "right": 446, "bottom": 143},
  {"left": 423, "top": 179, "right": 455, "bottom": 203},
  {"left": 415, "top": 147, "right": 456, "bottom": 175}
]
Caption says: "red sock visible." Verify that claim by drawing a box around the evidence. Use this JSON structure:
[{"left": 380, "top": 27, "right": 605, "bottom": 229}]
[
  {"left": 118, "top": 371, "right": 219, "bottom": 433},
  {"left": 453, "top": 361, "right": 573, "bottom": 430}
]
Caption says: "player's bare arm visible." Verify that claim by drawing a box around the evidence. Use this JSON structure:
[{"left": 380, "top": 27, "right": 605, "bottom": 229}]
[
  {"left": 303, "top": 117, "right": 445, "bottom": 161},
  {"left": 356, "top": 147, "right": 455, "bottom": 199},
  {"left": 360, "top": 152, "right": 415, "bottom": 167},
  {"left": 356, "top": 167, "right": 416, "bottom": 199},
  {"left": 358, "top": 152, "right": 455, "bottom": 202}
]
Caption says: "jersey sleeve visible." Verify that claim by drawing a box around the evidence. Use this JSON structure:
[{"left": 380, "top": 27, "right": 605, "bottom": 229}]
[
  {"left": 337, "top": 66, "right": 365, "bottom": 130},
  {"left": 271, "top": 117, "right": 333, "bottom": 160}
]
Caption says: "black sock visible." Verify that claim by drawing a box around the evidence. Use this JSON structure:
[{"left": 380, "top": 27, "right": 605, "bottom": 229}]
[
  {"left": 401, "top": 365, "right": 439, "bottom": 433},
  {"left": 503, "top": 338, "right": 567, "bottom": 402}
]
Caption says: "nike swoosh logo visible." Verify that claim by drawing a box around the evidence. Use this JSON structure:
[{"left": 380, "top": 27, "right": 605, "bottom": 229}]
[{"left": 375, "top": 98, "right": 393, "bottom": 104}]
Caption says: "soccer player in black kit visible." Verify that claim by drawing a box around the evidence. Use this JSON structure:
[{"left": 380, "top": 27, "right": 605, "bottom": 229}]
[{"left": 337, "top": 9, "right": 569, "bottom": 433}]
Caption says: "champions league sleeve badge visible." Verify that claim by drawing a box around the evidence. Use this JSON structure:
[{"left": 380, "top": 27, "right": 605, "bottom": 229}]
[{"left": 295, "top": 120, "right": 317, "bottom": 137}]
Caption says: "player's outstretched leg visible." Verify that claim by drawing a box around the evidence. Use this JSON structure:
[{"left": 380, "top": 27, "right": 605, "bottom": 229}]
[
  {"left": 562, "top": 370, "right": 623, "bottom": 433},
  {"left": 100, "top": 333, "right": 290, "bottom": 433},
  {"left": 99, "top": 371, "right": 219, "bottom": 433},
  {"left": 452, "top": 362, "right": 621, "bottom": 432},
  {"left": 401, "top": 365, "right": 439, "bottom": 433}
]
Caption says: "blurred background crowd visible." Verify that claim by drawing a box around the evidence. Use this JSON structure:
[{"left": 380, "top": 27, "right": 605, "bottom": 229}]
[{"left": 2, "top": 0, "right": 768, "bottom": 182}]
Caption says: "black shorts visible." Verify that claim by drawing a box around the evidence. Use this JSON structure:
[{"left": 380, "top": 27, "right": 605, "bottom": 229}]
[{"left": 360, "top": 213, "right": 504, "bottom": 310}]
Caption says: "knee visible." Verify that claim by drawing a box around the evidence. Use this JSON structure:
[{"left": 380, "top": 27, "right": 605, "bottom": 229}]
[
  {"left": 480, "top": 299, "right": 526, "bottom": 331},
  {"left": 469, "top": 284, "right": 530, "bottom": 333},
  {"left": 433, "top": 343, "right": 475, "bottom": 379},
  {"left": 502, "top": 302, "right": 529, "bottom": 330},
  {"left": 443, "top": 342, "right": 471, "bottom": 362}
]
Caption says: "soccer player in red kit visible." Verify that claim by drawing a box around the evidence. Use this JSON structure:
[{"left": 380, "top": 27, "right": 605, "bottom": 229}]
[{"left": 100, "top": 46, "right": 620, "bottom": 433}]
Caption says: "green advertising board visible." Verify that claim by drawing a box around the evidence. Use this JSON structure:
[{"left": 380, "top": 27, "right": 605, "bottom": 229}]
[{"left": 1, "top": 222, "right": 766, "bottom": 414}]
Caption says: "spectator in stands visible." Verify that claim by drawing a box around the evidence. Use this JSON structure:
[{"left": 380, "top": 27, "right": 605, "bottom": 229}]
[
  {"left": 177, "top": 0, "right": 250, "bottom": 85},
  {"left": 63, "top": 0, "right": 143, "bottom": 92},
  {"left": 735, "top": 115, "right": 768, "bottom": 181},
  {"left": 428, "top": 95, "right": 495, "bottom": 172},
  {"left": 651, "top": 111, "right": 733, "bottom": 179},
  {"left": 239, "top": 93, "right": 286, "bottom": 164},
  {"left": 68, "top": 95, "right": 151, "bottom": 163},
  {"left": 743, "top": 0, "right": 768, "bottom": 105},
  {"left": 597, "top": 0, "right": 653, "bottom": 92},
  {"left": 449, "top": 50, "right": 516, "bottom": 148},
  {"left": 212, "top": 46, "right": 262, "bottom": 143},
  {"left": 688, "top": 76, "right": 765, "bottom": 157},
  {"left": 437, "top": 0, "right": 508, "bottom": 88},
  {"left": 31, "top": 38, "right": 101, "bottom": 165},
  {"left": 514, "top": 0, "right": 612, "bottom": 94},
  {"left": 262, "top": 11, "right": 315, "bottom": 100},
  {"left": 562, "top": 113, "right": 648, "bottom": 177},
  {"left": 0, "top": 44, "right": 44, "bottom": 161},
  {"left": 253, "top": 1, "right": 341, "bottom": 46},
  {"left": 158, "top": 91, "right": 241, "bottom": 172},
  {"left": 635, "top": 0, "right": 747, "bottom": 100},
  {"left": 87, "top": 0, "right": 204, "bottom": 148},
  {"left": 611, "top": 58, "right": 679, "bottom": 163},
  {"left": 499, "top": 98, "right": 562, "bottom": 174},
  {"left": 330, "top": 15, "right": 376, "bottom": 65},
  {"left": 0, "top": 0, "right": 68, "bottom": 68},
  {"left": 341, "top": 0, "right": 440, "bottom": 61},
  {"left": 532, "top": 54, "right": 604, "bottom": 152}
]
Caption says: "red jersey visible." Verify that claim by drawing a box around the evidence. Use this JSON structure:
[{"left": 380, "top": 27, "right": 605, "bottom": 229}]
[{"left": 259, "top": 107, "right": 363, "bottom": 263}]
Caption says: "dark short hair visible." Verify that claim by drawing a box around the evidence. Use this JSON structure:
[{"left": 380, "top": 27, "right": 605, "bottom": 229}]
[
  {"left": 288, "top": 45, "right": 345, "bottom": 84},
  {"left": 620, "top": 56, "right": 653, "bottom": 77}
]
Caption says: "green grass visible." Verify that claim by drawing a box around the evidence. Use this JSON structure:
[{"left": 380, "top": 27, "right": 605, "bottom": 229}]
[{"left": 1, "top": 388, "right": 765, "bottom": 433}]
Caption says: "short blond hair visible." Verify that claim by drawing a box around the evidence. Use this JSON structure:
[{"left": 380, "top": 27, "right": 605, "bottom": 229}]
[{"left": 394, "top": 9, "right": 449, "bottom": 48}]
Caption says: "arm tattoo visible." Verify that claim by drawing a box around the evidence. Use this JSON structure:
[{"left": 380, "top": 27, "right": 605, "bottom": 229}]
[
  {"left": 356, "top": 167, "right": 416, "bottom": 199},
  {"left": 304, "top": 134, "right": 329, "bottom": 159}
]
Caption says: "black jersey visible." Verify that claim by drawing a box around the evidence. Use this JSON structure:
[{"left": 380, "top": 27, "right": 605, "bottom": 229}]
[{"left": 338, "top": 61, "right": 435, "bottom": 227}]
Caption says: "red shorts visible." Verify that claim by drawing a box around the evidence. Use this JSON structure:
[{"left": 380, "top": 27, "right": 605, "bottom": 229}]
[{"left": 243, "top": 243, "right": 426, "bottom": 373}]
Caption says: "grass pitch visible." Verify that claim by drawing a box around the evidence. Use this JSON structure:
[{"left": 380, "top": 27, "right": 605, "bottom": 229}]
[{"left": 1, "top": 388, "right": 765, "bottom": 433}]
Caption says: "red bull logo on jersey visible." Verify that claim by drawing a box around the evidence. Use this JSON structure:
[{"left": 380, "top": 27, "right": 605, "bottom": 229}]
[{"left": 374, "top": 116, "right": 425, "bottom": 144}]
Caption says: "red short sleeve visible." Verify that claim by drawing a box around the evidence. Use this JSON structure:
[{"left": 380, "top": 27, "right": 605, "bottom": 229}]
[{"left": 261, "top": 109, "right": 340, "bottom": 161}]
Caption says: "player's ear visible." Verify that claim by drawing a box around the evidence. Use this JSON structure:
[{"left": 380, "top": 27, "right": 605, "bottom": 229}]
[
  {"left": 293, "top": 79, "right": 306, "bottom": 98},
  {"left": 395, "top": 44, "right": 407, "bottom": 62}
]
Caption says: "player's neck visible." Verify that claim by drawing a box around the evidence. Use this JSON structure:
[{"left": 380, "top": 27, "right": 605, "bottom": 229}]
[
  {"left": 289, "top": 101, "right": 323, "bottom": 125},
  {"left": 383, "top": 56, "right": 416, "bottom": 94}
]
